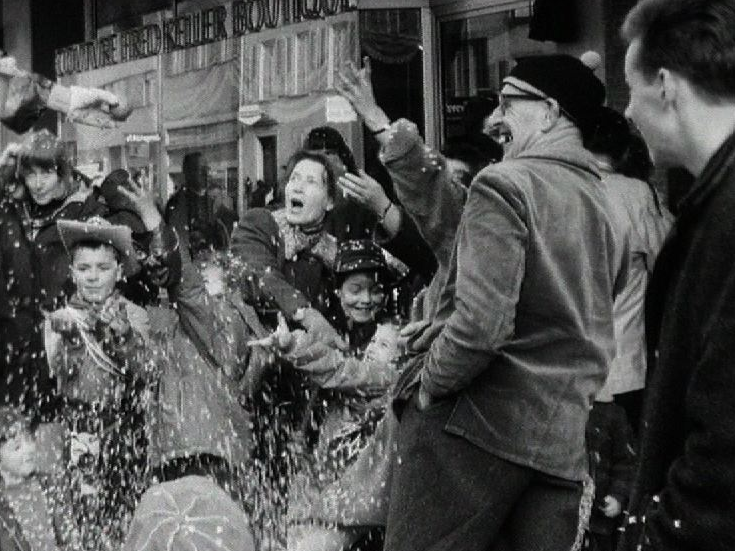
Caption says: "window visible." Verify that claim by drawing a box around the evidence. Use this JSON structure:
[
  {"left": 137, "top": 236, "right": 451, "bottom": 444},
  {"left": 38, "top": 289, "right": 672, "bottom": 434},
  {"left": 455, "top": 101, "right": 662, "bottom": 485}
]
[{"left": 439, "top": 9, "right": 554, "bottom": 142}]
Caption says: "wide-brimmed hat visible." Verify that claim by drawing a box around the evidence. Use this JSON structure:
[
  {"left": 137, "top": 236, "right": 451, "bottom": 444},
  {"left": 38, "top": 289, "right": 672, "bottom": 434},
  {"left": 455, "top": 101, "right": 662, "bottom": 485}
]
[
  {"left": 122, "top": 475, "right": 256, "bottom": 551},
  {"left": 503, "top": 51, "right": 605, "bottom": 138},
  {"left": 57, "top": 215, "right": 139, "bottom": 276}
]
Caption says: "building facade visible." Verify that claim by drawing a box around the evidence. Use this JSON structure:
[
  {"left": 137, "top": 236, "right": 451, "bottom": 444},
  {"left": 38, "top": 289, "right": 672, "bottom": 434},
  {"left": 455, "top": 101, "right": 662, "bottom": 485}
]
[{"left": 51, "top": 0, "right": 627, "bottom": 217}]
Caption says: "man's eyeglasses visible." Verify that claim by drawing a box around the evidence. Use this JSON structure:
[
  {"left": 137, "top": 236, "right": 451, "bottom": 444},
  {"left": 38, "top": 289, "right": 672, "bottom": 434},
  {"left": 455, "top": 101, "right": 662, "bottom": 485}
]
[{"left": 498, "top": 92, "right": 548, "bottom": 115}]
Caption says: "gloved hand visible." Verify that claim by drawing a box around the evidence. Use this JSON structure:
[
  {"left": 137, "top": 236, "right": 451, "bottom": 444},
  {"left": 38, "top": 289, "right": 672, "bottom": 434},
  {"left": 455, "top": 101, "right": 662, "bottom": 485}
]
[{"left": 67, "top": 85, "right": 132, "bottom": 128}]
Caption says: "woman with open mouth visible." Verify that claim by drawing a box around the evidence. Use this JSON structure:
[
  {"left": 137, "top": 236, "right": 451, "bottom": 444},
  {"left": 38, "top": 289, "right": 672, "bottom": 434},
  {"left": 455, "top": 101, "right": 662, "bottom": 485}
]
[
  {"left": 232, "top": 149, "right": 344, "bottom": 337},
  {"left": 231, "top": 149, "right": 347, "bottom": 543}
]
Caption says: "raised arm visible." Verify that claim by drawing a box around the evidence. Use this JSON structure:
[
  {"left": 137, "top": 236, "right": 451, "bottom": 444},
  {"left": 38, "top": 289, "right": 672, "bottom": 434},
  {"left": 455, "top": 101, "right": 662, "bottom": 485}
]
[
  {"left": 337, "top": 57, "right": 465, "bottom": 269},
  {"left": 0, "top": 56, "right": 130, "bottom": 132}
]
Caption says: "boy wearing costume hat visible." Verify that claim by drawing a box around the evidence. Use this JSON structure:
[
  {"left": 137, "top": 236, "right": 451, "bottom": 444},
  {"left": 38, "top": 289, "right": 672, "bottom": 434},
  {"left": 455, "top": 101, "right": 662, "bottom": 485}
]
[
  {"left": 44, "top": 216, "right": 154, "bottom": 549},
  {"left": 0, "top": 130, "right": 179, "bottom": 419},
  {"left": 337, "top": 52, "right": 625, "bottom": 550}
]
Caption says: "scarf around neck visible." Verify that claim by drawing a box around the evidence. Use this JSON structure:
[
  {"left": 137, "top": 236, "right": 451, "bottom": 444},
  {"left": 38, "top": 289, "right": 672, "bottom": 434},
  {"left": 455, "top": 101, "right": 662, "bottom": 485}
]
[{"left": 272, "top": 208, "right": 338, "bottom": 267}]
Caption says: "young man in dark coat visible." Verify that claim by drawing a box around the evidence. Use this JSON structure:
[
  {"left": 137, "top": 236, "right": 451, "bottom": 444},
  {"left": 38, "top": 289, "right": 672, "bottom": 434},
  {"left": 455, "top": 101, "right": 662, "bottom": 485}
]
[{"left": 618, "top": 1, "right": 735, "bottom": 549}]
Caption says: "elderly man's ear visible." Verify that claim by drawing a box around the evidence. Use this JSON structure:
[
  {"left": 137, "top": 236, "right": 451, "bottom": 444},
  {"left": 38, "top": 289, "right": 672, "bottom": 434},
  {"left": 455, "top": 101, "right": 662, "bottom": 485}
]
[{"left": 541, "top": 98, "right": 562, "bottom": 132}]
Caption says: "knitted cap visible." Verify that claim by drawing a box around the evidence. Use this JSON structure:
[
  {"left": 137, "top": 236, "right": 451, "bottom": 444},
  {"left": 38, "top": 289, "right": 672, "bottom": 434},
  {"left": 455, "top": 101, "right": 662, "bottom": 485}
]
[
  {"left": 122, "top": 475, "right": 255, "bottom": 551},
  {"left": 504, "top": 51, "right": 605, "bottom": 137}
]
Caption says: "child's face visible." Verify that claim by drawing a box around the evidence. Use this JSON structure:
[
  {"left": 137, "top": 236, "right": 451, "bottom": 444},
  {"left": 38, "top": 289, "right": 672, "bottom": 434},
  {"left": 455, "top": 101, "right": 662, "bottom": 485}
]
[
  {"left": 22, "top": 166, "right": 63, "bottom": 206},
  {"left": 363, "top": 324, "right": 399, "bottom": 365},
  {"left": 71, "top": 245, "right": 122, "bottom": 304},
  {"left": 338, "top": 271, "right": 386, "bottom": 324},
  {"left": 0, "top": 425, "right": 37, "bottom": 482}
]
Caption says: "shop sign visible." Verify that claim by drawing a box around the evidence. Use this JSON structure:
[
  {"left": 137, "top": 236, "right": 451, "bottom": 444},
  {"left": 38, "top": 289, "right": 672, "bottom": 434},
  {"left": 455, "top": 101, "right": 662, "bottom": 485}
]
[
  {"left": 55, "top": 0, "right": 356, "bottom": 77},
  {"left": 126, "top": 133, "right": 161, "bottom": 143}
]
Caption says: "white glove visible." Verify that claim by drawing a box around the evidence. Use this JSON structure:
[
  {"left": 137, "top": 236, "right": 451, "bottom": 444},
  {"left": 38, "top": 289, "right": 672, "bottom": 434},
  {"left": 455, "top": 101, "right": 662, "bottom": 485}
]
[{"left": 67, "top": 86, "right": 132, "bottom": 128}]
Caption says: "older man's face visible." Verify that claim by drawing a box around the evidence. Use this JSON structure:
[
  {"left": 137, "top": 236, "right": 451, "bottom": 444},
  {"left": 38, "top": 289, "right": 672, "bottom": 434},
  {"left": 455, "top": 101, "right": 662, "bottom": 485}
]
[
  {"left": 624, "top": 39, "right": 680, "bottom": 169},
  {"left": 486, "top": 84, "right": 548, "bottom": 159}
]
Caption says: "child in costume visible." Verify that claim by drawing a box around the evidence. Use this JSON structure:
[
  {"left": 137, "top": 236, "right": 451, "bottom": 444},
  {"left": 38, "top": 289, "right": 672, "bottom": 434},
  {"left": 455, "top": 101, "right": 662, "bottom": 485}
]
[
  {"left": 44, "top": 216, "right": 154, "bottom": 548},
  {"left": 252, "top": 239, "right": 403, "bottom": 551}
]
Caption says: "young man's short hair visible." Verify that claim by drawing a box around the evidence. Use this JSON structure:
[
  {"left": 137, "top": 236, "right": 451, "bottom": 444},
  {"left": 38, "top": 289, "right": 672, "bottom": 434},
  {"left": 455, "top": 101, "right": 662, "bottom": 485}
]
[{"left": 622, "top": 0, "right": 735, "bottom": 99}]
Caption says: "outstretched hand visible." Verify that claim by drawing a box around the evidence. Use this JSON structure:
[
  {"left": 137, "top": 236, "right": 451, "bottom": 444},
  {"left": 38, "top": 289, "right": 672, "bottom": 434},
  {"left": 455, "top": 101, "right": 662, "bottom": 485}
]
[
  {"left": 117, "top": 177, "right": 162, "bottom": 231},
  {"left": 47, "top": 308, "right": 88, "bottom": 337},
  {"left": 336, "top": 56, "right": 391, "bottom": 133},
  {"left": 67, "top": 87, "right": 132, "bottom": 129},
  {"left": 70, "top": 87, "right": 128, "bottom": 118},
  {"left": 294, "top": 307, "right": 348, "bottom": 351},
  {"left": 248, "top": 312, "right": 296, "bottom": 352}
]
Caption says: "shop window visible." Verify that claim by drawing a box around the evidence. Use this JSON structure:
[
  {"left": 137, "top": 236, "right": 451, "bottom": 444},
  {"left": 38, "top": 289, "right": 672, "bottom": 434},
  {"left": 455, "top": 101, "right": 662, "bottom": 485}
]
[
  {"left": 261, "top": 38, "right": 287, "bottom": 100},
  {"left": 226, "top": 166, "right": 239, "bottom": 204},
  {"left": 109, "top": 146, "right": 123, "bottom": 170},
  {"left": 144, "top": 75, "right": 155, "bottom": 106},
  {"left": 258, "top": 135, "right": 278, "bottom": 194},
  {"left": 439, "top": 9, "right": 554, "bottom": 143},
  {"left": 165, "top": 38, "right": 238, "bottom": 76}
]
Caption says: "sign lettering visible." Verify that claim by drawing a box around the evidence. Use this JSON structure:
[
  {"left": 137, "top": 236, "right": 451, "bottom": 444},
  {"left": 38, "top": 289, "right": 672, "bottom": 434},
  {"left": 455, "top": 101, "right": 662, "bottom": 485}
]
[{"left": 55, "top": 0, "right": 354, "bottom": 76}]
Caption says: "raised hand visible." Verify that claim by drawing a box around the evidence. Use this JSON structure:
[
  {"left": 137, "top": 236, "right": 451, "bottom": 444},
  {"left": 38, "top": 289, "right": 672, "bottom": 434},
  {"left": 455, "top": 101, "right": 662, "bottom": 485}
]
[
  {"left": 338, "top": 170, "right": 391, "bottom": 215},
  {"left": 0, "top": 142, "right": 23, "bottom": 169},
  {"left": 69, "top": 87, "right": 130, "bottom": 120},
  {"left": 294, "top": 307, "right": 348, "bottom": 351},
  {"left": 601, "top": 495, "right": 622, "bottom": 518},
  {"left": 47, "top": 307, "right": 88, "bottom": 338},
  {"left": 117, "top": 177, "right": 162, "bottom": 231},
  {"left": 336, "top": 56, "right": 390, "bottom": 133},
  {"left": 67, "top": 86, "right": 132, "bottom": 129}
]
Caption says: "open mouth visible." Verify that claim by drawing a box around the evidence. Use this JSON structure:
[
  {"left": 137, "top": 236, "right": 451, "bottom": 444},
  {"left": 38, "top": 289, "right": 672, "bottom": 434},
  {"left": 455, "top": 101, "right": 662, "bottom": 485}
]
[
  {"left": 487, "top": 123, "right": 513, "bottom": 145},
  {"left": 290, "top": 198, "right": 304, "bottom": 209}
]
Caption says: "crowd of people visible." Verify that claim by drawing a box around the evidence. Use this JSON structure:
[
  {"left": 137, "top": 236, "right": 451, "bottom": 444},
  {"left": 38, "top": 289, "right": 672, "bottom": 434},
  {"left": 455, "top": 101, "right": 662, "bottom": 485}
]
[{"left": 1, "top": 0, "right": 735, "bottom": 550}]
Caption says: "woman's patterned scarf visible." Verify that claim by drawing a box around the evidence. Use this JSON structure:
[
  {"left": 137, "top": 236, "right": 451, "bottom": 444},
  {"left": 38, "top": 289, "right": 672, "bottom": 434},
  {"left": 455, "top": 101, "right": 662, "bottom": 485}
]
[{"left": 272, "top": 208, "right": 338, "bottom": 268}]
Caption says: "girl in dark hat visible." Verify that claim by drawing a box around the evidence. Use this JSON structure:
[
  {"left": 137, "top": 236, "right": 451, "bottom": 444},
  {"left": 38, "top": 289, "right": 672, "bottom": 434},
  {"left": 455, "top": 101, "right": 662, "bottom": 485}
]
[{"left": 251, "top": 238, "right": 404, "bottom": 551}]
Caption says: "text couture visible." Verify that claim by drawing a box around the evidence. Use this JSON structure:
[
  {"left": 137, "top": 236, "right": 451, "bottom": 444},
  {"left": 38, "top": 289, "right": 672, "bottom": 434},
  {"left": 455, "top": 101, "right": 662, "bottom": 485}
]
[{"left": 55, "top": 0, "right": 355, "bottom": 76}]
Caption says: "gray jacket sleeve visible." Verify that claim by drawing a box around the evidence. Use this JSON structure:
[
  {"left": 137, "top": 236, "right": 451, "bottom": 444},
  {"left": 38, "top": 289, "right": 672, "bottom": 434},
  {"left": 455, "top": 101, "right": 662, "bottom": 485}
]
[{"left": 380, "top": 119, "right": 466, "bottom": 271}]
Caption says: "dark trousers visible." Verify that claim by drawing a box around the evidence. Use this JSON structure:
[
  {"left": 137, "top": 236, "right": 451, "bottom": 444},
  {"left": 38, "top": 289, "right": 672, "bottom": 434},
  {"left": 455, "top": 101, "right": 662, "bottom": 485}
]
[
  {"left": 385, "top": 394, "right": 583, "bottom": 551},
  {"left": 584, "top": 531, "right": 616, "bottom": 551}
]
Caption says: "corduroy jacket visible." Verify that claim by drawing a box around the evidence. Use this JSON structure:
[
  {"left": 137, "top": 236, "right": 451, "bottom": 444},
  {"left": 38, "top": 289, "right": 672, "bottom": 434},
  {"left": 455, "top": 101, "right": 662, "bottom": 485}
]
[{"left": 396, "top": 124, "right": 624, "bottom": 481}]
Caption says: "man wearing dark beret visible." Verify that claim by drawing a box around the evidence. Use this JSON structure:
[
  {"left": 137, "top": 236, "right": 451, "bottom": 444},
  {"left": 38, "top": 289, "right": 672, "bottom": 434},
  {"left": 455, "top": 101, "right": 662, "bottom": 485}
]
[{"left": 345, "top": 52, "right": 626, "bottom": 551}]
